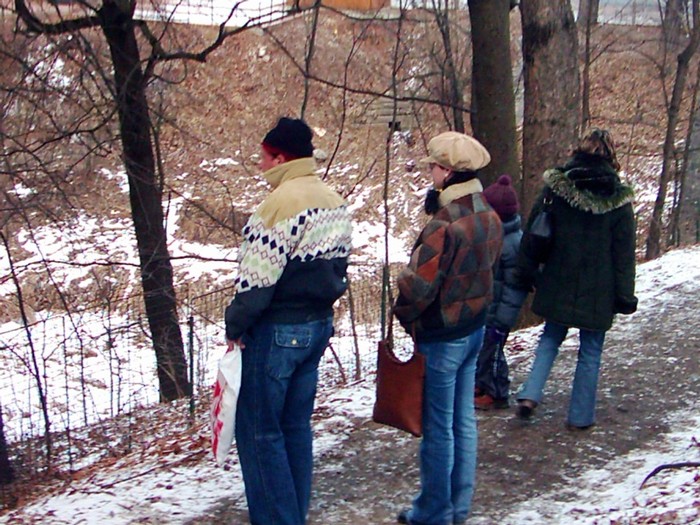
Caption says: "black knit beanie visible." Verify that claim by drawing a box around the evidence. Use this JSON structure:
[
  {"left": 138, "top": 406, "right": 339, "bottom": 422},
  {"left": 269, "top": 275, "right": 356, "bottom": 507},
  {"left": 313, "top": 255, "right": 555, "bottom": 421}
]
[{"left": 262, "top": 117, "right": 314, "bottom": 160}]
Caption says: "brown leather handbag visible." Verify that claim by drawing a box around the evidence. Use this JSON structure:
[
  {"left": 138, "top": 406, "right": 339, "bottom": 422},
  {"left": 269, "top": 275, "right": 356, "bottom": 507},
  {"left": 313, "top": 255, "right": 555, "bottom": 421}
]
[{"left": 372, "top": 320, "right": 425, "bottom": 437}]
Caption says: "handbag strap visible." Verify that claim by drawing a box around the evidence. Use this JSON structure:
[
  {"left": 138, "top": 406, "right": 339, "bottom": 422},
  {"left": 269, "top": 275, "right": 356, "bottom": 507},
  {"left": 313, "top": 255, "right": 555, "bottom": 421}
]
[
  {"left": 386, "top": 311, "right": 394, "bottom": 344},
  {"left": 542, "top": 186, "right": 553, "bottom": 210},
  {"left": 383, "top": 307, "right": 422, "bottom": 359},
  {"left": 386, "top": 298, "right": 422, "bottom": 357},
  {"left": 410, "top": 324, "right": 419, "bottom": 356}
]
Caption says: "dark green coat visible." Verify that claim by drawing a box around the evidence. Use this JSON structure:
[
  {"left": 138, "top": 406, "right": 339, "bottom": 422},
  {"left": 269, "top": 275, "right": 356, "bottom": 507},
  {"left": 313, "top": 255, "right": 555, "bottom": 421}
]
[{"left": 517, "top": 153, "right": 638, "bottom": 331}]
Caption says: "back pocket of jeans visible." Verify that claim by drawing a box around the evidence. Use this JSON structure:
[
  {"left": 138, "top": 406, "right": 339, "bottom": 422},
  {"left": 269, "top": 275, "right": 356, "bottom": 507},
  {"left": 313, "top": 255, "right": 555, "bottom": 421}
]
[
  {"left": 274, "top": 327, "right": 311, "bottom": 349},
  {"left": 268, "top": 327, "right": 313, "bottom": 380}
]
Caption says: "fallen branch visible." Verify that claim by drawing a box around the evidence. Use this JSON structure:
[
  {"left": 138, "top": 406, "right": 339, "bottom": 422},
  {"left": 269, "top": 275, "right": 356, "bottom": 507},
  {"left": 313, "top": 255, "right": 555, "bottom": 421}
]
[{"left": 640, "top": 461, "right": 700, "bottom": 488}]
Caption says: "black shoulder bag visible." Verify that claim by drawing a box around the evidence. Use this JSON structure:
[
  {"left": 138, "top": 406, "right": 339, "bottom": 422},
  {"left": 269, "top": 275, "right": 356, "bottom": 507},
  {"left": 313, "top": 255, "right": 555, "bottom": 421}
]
[{"left": 526, "top": 188, "right": 554, "bottom": 263}]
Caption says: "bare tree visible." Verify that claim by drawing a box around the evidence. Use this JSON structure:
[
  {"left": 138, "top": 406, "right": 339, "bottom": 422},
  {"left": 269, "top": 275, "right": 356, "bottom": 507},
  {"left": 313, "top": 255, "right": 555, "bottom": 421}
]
[
  {"left": 1, "top": 229, "right": 52, "bottom": 465},
  {"left": 10, "top": 0, "right": 192, "bottom": 401},
  {"left": 664, "top": 0, "right": 689, "bottom": 49},
  {"left": 646, "top": 0, "right": 700, "bottom": 259},
  {"left": 300, "top": 0, "right": 322, "bottom": 119},
  {"left": 0, "top": 403, "right": 13, "bottom": 485},
  {"left": 580, "top": 0, "right": 595, "bottom": 130},
  {"left": 8, "top": 0, "right": 300, "bottom": 401},
  {"left": 468, "top": 0, "right": 519, "bottom": 185},
  {"left": 674, "top": 65, "right": 700, "bottom": 244},
  {"left": 0, "top": 218, "right": 16, "bottom": 482},
  {"left": 520, "top": 0, "right": 581, "bottom": 213},
  {"left": 578, "top": 0, "right": 600, "bottom": 29},
  {"left": 428, "top": 0, "right": 467, "bottom": 132}
]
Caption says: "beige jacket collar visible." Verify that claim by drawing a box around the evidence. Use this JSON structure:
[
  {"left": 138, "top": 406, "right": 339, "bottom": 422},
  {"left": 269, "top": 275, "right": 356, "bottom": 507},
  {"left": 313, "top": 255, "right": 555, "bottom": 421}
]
[
  {"left": 263, "top": 157, "right": 316, "bottom": 189},
  {"left": 438, "top": 178, "right": 484, "bottom": 208}
]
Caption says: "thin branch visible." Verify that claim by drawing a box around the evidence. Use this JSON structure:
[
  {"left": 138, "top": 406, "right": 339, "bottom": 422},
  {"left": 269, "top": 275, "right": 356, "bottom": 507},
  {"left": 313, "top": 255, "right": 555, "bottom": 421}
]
[
  {"left": 14, "top": 0, "right": 102, "bottom": 35},
  {"left": 300, "top": 0, "right": 322, "bottom": 119},
  {"left": 144, "top": 5, "right": 307, "bottom": 66},
  {"left": 264, "top": 27, "right": 472, "bottom": 114}
]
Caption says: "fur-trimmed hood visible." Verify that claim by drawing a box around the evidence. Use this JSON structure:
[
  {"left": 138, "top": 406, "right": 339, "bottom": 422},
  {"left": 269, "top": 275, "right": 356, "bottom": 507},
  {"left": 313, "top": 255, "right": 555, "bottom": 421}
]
[{"left": 543, "top": 154, "right": 634, "bottom": 215}]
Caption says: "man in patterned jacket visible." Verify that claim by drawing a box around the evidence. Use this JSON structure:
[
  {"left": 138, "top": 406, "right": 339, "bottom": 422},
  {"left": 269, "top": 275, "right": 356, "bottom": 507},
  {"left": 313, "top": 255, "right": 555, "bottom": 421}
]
[
  {"left": 225, "top": 117, "right": 352, "bottom": 525},
  {"left": 394, "top": 132, "right": 502, "bottom": 525}
]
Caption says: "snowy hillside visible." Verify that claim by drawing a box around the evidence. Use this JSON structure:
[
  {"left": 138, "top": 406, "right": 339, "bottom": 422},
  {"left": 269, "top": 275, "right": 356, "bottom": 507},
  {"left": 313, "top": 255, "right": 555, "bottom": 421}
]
[{"left": 0, "top": 246, "right": 698, "bottom": 524}]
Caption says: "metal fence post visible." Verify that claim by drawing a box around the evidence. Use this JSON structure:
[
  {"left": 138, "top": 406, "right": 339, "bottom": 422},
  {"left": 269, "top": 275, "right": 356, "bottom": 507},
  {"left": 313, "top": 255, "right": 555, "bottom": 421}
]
[{"left": 188, "top": 302, "right": 195, "bottom": 425}]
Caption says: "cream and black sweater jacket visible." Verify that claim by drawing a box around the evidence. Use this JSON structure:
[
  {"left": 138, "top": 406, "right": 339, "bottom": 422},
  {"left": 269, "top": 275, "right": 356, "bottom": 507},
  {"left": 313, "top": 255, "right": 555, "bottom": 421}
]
[{"left": 225, "top": 158, "right": 353, "bottom": 340}]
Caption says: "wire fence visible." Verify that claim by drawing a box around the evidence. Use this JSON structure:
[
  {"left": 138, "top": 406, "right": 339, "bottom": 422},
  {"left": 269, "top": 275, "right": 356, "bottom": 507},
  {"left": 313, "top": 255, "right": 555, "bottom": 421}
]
[
  {"left": 0, "top": 261, "right": 403, "bottom": 457},
  {"left": 134, "top": 0, "right": 290, "bottom": 27},
  {"left": 185, "top": 262, "right": 397, "bottom": 392},
  {"left": 0, "top": 296, "right": 159, "bottom": 443}
]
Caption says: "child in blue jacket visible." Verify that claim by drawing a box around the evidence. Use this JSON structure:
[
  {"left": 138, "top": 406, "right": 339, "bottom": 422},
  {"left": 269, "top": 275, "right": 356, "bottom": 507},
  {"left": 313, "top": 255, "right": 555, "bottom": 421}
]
[{"left": 475, "top": 175, "right": 528, "bottom": 410}]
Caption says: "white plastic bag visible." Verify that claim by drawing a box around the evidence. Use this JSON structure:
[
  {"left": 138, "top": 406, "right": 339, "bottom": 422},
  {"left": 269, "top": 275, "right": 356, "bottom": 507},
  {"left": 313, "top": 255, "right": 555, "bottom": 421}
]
[{"left": 210, "top": 344, "right": 242, "bottom": 466}]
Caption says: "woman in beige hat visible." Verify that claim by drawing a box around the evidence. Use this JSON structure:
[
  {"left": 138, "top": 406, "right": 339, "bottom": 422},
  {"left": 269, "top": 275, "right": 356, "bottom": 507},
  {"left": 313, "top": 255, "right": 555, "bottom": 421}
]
[{"left": 393, "top": 132, "right": 503, "bottom": 525}]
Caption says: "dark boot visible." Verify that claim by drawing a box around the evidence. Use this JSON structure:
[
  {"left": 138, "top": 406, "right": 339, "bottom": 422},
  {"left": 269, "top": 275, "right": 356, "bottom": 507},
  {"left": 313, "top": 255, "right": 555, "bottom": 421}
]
[{"left": 516, "top": 399, "right": 537, "bottom": 420}]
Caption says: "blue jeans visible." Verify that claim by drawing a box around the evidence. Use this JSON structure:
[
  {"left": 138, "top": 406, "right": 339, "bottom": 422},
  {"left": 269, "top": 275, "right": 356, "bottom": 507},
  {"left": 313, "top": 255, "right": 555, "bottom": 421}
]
[
  {"left": 235, "top": 317, "right": 333, "bottom": 525},
  {"left": 407, "top": 327, "right": 484, "bottom": 525},
  {"left": 517, "top": 321, "right": 606, "bottom": 427}
]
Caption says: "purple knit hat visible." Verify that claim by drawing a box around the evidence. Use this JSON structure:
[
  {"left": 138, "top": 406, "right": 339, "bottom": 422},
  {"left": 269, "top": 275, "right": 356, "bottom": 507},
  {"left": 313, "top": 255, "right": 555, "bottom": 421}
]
[{"left": 483, "top": 174, "right": 519, "bottom": 218}]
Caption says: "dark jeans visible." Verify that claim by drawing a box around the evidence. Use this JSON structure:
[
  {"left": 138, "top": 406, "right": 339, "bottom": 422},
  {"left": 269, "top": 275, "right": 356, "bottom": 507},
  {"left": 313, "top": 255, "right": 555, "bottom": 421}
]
[
  {"left": 474, "top": 327, "right": 510, "bottom": 400},
  {"left": 235, "top": 317, "right": 333, "bottom": 525}
]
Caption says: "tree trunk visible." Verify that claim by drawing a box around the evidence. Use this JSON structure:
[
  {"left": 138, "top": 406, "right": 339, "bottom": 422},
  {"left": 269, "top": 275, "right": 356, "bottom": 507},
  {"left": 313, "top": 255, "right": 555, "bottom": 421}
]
[
  {"left": 520, "top": 0, "right": 580, "bottom": 215},
  {"left": 100, "top": 1, "right": 191, "bottom": 401},
  {"left": 646, "top": 1, "right": 700, "bottom": 260},
  {"left": 580, "top": 0, "right": 594, "bottom": 131},
  {"left": 0, "top": 405, "right": 13, "bottom": 485},
  {"left": 678, "top": 99, "right": 700, "bottom": 244},
  {"left": 664, "top": 0, "right": 688, "bottom": 49},
  {"left": 433, "top": 7, "right": 465, "bottom": 132},
  {"left": 577, "top": 0, "right": 600, "bottom": 28},
  {"left": 468, "top": 0, "right": 519, "bottom": 186}
]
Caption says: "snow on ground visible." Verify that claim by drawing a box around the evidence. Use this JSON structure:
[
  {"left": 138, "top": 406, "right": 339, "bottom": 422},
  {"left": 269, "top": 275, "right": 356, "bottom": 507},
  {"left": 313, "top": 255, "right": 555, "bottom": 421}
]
[
  {"left": 0, "top": 212, "right": 139, "bottom": 298},
  {"left": 352, "top": 219, "right": 409, "bottom": 265},
  {"left": 501, "top": 407, "right": 700, "bottom": 524},
  {"left": 1, "top": 246, "right": 698, "bottom": 524},
  {"left": 0, "top": 159, "right": 390, "bottom": 444}
]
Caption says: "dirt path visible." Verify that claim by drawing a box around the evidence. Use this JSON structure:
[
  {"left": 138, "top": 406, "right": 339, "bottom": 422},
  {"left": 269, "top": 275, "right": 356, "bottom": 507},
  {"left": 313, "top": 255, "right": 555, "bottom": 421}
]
[{"left": 186, "top": 278, "right": 700, "bottom": 524}]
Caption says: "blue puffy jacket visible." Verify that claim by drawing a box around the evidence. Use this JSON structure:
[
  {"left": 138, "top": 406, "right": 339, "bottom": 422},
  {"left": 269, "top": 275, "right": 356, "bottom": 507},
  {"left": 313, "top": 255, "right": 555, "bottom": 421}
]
[{"left": 486, "top": 214, "right": 527, "bottom": 331}]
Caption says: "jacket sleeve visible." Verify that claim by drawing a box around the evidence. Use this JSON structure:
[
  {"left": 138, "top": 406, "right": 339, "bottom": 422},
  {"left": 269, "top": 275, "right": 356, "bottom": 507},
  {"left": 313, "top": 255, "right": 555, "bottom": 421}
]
[
  {"left": 224, "top": 214, "right": 292, "bottom": 340},
  {"left": 393, "top": 219, "right": 450, "bottom": 325},
  {"left": 611, "top": 203, "right": 638, "bottom": 315},
  {"left": 225, "top": 287, "right": 276, "bottom": 340},
  {"left": 492, "top": 232, "right": 528, "bottom": 330}
]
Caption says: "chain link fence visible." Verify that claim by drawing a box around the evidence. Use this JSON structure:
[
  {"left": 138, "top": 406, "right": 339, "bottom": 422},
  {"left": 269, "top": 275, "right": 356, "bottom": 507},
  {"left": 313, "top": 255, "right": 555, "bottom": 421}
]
[
  {"left": 186, "top": 262, "right": 398, "bottom": 392},
  {"left": 0, "top": 262, "right": 399, "bottom": 461},
  {"left": 134, "top": 0, "right": 289, "bottom": 27}
]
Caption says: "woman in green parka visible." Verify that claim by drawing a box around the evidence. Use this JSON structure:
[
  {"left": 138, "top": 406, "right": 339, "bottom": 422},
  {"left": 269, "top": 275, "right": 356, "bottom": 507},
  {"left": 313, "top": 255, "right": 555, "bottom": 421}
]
[{"left": 515, "top": 128, "right": 638, "bottom": 430}]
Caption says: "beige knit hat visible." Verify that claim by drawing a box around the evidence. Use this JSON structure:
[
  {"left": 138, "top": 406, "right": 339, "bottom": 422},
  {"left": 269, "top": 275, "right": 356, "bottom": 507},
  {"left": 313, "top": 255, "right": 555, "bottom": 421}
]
[{"left": 419, "top": 131, "right": 491, "bottom": 171}]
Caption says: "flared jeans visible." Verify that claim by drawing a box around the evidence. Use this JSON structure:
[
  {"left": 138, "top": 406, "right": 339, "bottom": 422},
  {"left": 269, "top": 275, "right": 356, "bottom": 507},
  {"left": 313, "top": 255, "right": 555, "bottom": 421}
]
[
  {"left": 407, "top": 327, "right": 484, "bottom": 525},
  {"left": 517, "top": 321, "right": 606, "bottom": 427},
  {"left": 235, "top": 317, "right": 333, "bottom": 525}
]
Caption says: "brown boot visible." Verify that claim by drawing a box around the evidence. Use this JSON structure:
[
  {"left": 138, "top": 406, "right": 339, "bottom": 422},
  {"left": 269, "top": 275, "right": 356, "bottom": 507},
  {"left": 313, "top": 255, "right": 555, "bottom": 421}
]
[{"left": 475, "top": 394, "right": 510, "bottom": 410}]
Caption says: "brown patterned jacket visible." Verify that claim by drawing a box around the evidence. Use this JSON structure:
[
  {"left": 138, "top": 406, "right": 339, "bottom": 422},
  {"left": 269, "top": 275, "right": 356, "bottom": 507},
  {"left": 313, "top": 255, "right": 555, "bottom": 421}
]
[{"left": 394, "top": 179, "right": 503, "bottom": 343}]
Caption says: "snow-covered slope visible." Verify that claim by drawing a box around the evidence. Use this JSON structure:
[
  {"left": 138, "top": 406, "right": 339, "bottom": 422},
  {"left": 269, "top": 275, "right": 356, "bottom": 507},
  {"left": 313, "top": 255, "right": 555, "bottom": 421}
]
[{"left": 1, "top": 246, "right": 698, "bottom": 524}]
